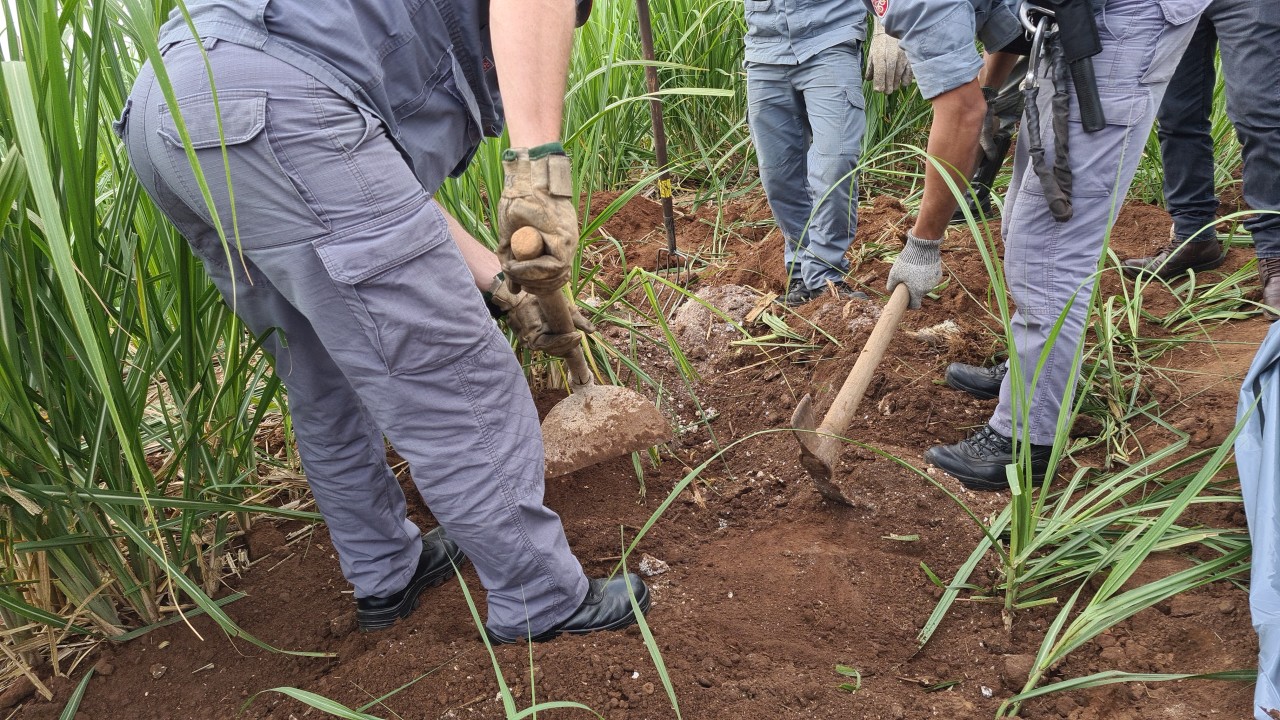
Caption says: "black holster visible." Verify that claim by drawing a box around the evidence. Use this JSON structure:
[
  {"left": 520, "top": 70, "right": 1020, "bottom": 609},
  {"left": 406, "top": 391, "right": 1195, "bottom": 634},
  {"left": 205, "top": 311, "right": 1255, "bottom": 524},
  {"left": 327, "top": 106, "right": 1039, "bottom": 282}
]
[{"left": 1038, "top": 0, "right": 1105, "bottom": 131}]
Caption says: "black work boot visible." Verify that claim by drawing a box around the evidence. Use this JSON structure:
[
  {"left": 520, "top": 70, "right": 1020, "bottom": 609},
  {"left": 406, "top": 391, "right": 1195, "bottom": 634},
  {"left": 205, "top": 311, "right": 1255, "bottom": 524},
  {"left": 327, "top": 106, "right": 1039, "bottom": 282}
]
[
  {"left": 822, "top": 281, "right": 868, "bottom": 302},
  {"left": 944, "top": 361, "right": 1008, "bottom": 400},
  {"left": 949, "top": 185, "right": 995, "bottom": 224},
  {"left": 1261, "top": 257, "right": 1280, "bottom": 322},
  {"left": 356, "top": 527, "right": 467, "bottom": 631},
  {"left": 485, "top": 573, "right": 651, "bottom": 644},
  {"left": 778, "top": 283, "right": 815, "bottom": 307},
  {"left": 778, "top": 281, "right": 866, "bottom": 307},
  {"left": 924, "top": 424, "right": 1053, "bottom": 492},
  {"left": 1122, "top": 236, "right": 1226, "bottom": 280}
]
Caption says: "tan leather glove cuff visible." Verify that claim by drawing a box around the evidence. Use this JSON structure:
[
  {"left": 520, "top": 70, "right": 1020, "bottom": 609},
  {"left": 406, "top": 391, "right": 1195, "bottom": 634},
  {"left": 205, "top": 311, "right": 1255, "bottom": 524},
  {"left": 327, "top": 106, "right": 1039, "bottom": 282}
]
[{"left": 501, "top": 148, "right": 573, "bottom": 199}]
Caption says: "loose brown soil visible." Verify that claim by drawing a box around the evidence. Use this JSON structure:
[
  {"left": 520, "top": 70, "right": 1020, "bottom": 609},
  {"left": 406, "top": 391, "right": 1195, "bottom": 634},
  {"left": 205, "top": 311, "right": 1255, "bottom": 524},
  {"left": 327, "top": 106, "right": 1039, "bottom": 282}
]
[{"left": 11, "top": 193, "right": 1269, "bottom": 720}]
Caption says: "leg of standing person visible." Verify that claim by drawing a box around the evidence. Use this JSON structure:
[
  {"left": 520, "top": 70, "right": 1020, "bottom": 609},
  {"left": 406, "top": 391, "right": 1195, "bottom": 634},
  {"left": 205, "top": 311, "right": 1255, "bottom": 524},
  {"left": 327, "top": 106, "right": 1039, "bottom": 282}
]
[
  {"left": 747, "top": 62, "right": 816, "bottom": 303},
  {"left": 1122, "top": 15, "right": 1226, "bottom": 278},
  {"left": 792, "top": 42, "right": 867, "bottom": 296},
  {"left": 125, "top": 39, "right": 613, "bottom": 639},
  {"left": 927, "top": 0, "right": 1202, "bottom": 490},
  {"left": 1213, "top": 0, "right": 1280, "bottom": 317}
]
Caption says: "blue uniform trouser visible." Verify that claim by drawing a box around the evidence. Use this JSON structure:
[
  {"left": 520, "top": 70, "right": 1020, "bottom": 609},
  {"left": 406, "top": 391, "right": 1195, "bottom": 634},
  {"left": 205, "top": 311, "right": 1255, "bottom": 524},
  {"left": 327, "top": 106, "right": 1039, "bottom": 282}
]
[
  {"left": 746, "top": 42, "right": 866, "bottom": 292},
  {"left": 990, "top": 0, "right": 1201, "bottom": 445},
  {"left": 121, "top": 39, "right": 588, "bottom": 639},
  {"left": 1157, "top": 0, "right": 1280, "bottom": 258}
]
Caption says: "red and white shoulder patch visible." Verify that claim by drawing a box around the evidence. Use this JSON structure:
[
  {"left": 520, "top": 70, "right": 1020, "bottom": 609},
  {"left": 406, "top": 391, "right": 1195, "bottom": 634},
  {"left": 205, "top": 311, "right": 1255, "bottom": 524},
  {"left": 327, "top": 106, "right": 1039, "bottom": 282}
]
[{"left": 873, "top": 0, "right": 889, "bottom": 17}]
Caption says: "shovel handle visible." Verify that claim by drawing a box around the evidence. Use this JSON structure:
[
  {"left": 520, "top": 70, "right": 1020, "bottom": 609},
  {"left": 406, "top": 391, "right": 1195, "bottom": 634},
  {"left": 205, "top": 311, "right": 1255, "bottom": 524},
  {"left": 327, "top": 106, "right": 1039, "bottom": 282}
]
[
  {"left": 510, "top": 227, "right": 594, "bottom": 387},
  {"left": 816, "top": 284, "right": 911, "bottom": 436}
]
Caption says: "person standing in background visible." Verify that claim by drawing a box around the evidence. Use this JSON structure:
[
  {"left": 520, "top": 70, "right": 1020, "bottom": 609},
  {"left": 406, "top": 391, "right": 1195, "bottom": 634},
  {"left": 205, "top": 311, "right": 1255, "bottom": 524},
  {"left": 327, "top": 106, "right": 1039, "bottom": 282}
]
[
  {"left": 1120, "top": 0, "right": 1280, "bottom": 321},
  {"left": 744, "top": 0, "right": 871, "bottom": 306}
]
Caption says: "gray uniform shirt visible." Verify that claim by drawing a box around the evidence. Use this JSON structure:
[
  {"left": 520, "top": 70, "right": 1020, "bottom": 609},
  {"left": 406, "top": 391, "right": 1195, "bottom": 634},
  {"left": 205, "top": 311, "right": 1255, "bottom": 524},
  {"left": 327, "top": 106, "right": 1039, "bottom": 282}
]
[
  {"left": 868, "top": 0, "right": 1208, "bottom": 99},
  {"left": 864, "top": 0, "right": 1021, "bottom": 98},
  {"left": 155, "top": 1, "right": 583, "bottom": 197},
  {"left": 743, "top": 0, "right": 868, "bottom": 65}
]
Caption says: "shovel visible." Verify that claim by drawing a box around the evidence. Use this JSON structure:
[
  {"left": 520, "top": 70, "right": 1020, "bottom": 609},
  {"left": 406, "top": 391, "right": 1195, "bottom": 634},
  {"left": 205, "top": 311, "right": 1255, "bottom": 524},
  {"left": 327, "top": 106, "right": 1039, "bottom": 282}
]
[
  {"left": 510, "top": 227, "right": 672, "bottom": 478},
  {"left": 636, "top": 0, "right": 692, "bottom": 311},
  {"left": 791, "top": 284, "right": 911, "bottom": 505}
]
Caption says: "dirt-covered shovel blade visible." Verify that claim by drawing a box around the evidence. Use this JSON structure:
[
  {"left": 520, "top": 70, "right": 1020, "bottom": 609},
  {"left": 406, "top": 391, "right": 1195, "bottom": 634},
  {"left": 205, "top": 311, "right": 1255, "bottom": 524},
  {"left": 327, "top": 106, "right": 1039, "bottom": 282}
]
[
  {"left": 791, "top": 285, "right": 912, "bottom": 505},
  {"left": 543, "top": 384, "right": 670, "bottom": 478},
  {"left": 510, "top": 227, "right": 672, "bottom": 478}
]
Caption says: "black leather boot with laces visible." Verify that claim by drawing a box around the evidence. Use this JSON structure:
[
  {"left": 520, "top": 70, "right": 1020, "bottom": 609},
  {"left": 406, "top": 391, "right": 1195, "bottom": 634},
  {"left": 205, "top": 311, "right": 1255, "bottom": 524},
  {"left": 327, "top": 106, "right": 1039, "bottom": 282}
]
[{"left": 924, "top": 424, "right": 1052, "bottom": 492}]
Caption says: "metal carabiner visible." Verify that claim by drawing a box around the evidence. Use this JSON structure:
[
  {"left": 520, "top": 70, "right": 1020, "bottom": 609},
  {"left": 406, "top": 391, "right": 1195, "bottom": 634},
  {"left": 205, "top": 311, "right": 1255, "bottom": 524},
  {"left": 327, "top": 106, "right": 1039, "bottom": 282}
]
[{"left": 1020, "top": 11, "right": 1052, "bottom": 93}]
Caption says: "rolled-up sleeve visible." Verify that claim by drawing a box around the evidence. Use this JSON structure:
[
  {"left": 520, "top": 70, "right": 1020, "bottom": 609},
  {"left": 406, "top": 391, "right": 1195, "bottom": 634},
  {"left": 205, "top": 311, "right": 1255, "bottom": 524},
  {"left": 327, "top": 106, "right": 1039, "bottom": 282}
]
[{"left": 877, "top": 0, "right": 983, "bottom": 99}]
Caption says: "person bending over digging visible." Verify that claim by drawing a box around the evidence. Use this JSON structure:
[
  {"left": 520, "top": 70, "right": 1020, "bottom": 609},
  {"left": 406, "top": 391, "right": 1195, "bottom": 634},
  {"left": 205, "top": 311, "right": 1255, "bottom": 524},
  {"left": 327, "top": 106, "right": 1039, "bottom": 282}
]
[
  {"left": 117, "top": 0, "right": 649, "bottom": 643},
  {"left": 870, "top": 0, "right": 1210, "bottom": 491}
]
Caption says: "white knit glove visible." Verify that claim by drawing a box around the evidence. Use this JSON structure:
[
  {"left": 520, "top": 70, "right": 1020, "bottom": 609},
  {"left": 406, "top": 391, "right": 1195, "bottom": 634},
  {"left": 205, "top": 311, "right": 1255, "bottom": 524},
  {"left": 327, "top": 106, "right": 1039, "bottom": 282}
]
[
  {"left": 886, "top": 231, "right": 942, "bottom": 309},
  {"left": 866, "top": 22, "right": 913, "bottom": 95}
]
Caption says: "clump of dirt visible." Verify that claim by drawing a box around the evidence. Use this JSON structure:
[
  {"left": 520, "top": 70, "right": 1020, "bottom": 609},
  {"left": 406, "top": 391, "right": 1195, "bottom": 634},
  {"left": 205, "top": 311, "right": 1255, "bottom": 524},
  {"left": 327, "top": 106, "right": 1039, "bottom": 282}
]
[{"left": 8, "top": 190, "right": 1266, "bottom": 720}]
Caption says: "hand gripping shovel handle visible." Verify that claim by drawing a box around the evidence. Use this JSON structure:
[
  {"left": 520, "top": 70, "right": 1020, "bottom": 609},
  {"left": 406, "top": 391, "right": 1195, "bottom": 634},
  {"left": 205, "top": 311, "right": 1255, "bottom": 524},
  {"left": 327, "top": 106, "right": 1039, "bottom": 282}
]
[{"left": 510, "top": 227, "right": 594, "bottom": 387}]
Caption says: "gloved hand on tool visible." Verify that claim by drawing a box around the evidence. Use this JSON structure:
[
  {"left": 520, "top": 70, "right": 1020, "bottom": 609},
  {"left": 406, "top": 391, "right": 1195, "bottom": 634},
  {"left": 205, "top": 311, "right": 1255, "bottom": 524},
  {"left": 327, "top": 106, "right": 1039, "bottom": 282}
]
[
  {"left": 498, "top": 143, "right": 579, "bottom": 295},
  {"left": 977, "top": 85, "right": 1001, "bottom": 163},
  {"left": 886, "top": 231, "right": 943, "bottom": 309},
  {"left": 487, "top": 272, "right": 594, "bottom": 358},
  {"left": 866, "top": 21, "right": 913, "bottom": 95}
]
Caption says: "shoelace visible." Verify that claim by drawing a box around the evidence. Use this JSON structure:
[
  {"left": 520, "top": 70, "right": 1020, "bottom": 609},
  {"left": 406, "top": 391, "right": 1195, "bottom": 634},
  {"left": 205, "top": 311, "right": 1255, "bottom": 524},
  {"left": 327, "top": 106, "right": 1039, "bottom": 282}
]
[
  {"left": 982, "top": 364, "right": 1006, "bottom": 381},
  {"left": 966, "top": 425, "right": 1010, "bottom": 455},
  {"left": 1261, "top": 257, "right": 1280, "bottom": 278}
]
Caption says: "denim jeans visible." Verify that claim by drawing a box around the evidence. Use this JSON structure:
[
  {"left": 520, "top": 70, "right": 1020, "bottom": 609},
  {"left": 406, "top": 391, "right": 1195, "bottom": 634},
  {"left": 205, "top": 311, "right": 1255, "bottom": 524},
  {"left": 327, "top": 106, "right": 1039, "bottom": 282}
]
[
  {"left": 747, "top": 42, "right": 866, "bottom": 292},
  {"left": 989, "top": 0, "right": 1201, "bottom": 445},
  {"left": 120, "top": 39, "right": 589, "bottom": 638},
  {"left": 1157, "top": 0, "right": 1280, "bottom": 258}
]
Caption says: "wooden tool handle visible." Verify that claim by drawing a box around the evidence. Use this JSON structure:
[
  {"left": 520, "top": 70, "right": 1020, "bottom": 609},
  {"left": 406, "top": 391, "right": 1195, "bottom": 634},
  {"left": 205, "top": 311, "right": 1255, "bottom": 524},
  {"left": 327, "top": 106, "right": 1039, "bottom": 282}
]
[
  {"left": 511, "top": 226, "right": 545, "bottom": 262},
  {"left": 508, "top": 227, "right": 593, "bottom": 387},
  {"left": 816, "top": 284, "right": 911, "bottom": 436}
]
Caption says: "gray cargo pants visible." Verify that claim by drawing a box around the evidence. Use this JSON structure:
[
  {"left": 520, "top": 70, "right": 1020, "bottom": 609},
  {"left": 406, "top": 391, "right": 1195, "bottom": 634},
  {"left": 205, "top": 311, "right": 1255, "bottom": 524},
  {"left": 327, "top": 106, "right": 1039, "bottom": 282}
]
[
  {"left": 1158, "top": 0, "right": 1280, "bottom": 258},
  {"left": 990, "top": 0, "right": 1200, "bottom": 445},
  {"left": 121, "top": 39, "right": 588, "bottom": 638},
  {"left": 746, "top": 42, "right": 866, "bottom": 292}
]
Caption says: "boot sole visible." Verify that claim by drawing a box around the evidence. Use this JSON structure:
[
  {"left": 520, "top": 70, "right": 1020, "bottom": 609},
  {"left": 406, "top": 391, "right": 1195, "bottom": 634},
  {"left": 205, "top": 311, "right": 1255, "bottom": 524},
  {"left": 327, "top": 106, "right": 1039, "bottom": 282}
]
[{"left": 357, "top": 550, "right": 468, "bottom": 632}]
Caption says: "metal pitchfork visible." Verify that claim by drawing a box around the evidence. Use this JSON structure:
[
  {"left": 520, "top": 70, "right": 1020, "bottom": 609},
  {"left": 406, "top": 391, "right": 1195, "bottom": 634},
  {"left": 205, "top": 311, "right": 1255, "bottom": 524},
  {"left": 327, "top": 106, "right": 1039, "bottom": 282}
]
[{"left": 636, "top": 0, "right": 691, "bottom": 313}]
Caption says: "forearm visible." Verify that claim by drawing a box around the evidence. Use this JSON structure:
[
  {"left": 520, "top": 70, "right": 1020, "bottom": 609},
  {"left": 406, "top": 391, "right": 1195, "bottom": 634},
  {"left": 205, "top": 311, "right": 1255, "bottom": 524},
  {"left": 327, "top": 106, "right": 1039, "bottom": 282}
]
[
  {"left": 441, "top": 206, "right": 502, "bottom": 291},
  {"left": 490, "top": 0, "right": 576, "bottom": 147},
  {"left": 979, "top": 50, "right": 1020, "bottom": 90},
  {"left": 913, "top": 79, "right": 987, "bottom": 240}
]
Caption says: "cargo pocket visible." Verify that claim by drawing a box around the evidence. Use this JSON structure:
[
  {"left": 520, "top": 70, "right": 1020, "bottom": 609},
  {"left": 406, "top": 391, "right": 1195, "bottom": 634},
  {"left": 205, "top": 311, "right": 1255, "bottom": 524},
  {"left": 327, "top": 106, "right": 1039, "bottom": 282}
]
[
  {"left": 313, "top": 202, "right": 491, "bottom": 375},
  {"left": 1062, "top": 91, "right": 1150, "bottom": 199},
  {"left": 157, "top": 89, "right": 329, "bottom": 248}
]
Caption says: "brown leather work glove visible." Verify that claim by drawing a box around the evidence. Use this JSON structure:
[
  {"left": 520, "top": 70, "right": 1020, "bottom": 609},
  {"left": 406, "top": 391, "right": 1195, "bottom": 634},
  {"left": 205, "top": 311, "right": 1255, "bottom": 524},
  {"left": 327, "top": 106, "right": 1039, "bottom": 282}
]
[
  {"left": 497, "top": 143, "right": 579, "bottom": 295},
  {"left": 489, "top": 275, "right": 594, "bottom": 358}
]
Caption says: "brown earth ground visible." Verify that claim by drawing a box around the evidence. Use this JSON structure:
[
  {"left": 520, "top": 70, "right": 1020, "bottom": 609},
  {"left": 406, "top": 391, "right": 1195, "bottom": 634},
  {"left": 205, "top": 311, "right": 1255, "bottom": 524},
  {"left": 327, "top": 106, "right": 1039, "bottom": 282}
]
[{"left": 8, "top": 189, "right": 1271, "bottom": 720}]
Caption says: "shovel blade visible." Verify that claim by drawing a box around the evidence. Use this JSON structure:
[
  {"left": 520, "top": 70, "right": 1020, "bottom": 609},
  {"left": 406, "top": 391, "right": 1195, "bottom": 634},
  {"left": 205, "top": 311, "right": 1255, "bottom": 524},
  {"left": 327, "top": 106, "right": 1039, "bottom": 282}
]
[{"left": 542, "top": 384, "right": 671, "bottom": 478}]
